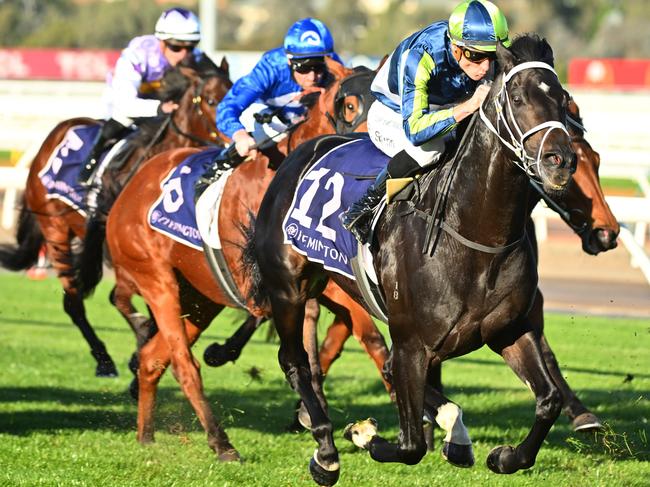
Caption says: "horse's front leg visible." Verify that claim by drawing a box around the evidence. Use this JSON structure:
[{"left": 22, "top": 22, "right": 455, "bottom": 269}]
[
  {"left": 487, "top": 328, "right": 562, "bottom": 474},
  {"left": 271, "top": 292, "right": 339, "bottom": 486},
  {"left": 366, "top": 333, "right": 429, "bottom": 465}
]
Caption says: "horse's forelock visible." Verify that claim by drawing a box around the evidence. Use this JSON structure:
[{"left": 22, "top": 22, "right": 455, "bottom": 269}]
[{"left": 509, "top": 34, "right": 554, "bottom": 67}]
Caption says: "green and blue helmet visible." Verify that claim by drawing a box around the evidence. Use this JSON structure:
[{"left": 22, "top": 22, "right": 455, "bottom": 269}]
[{"left": 448, "top": 0, "right": 510, "bottom": 52}]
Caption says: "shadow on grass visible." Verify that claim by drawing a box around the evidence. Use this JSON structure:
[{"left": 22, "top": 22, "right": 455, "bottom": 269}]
[{"left": 1, "top": 379, "right": 647, "bottom": 461}]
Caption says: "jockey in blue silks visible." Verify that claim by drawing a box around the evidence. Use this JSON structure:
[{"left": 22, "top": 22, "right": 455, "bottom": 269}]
[
  {"left": 216, "top": 17, "right": 343, "bottom": 163},
  {"left": 342, "top": 0, "right": 511, "bottom": 244},
  {"left": 78, "top": 7, "right": 207, "bottom": 186}
]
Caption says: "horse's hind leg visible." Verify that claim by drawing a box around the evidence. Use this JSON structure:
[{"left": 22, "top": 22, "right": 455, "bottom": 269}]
[
  {"left": 487, "top": 328, "right": 562, "bottom": 474},
  {"left": 138, "top": 274, "right": 238, "bottom": 461},
  {"left": 44, "top": 227, "right": 117, "bottom": 377},
  {"left": 203, "top": 314, "right": 265, "bottom": 367},
  {"left": 531, "top": 291, "right": 602, "bottom": 431},
  {"left": 269, "top": 285, "right": 340, "bottom": 485}
]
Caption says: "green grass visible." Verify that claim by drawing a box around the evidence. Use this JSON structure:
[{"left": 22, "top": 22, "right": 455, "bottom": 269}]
[{"left": 0, "top": 273, "right": 648, "bottom": 486}]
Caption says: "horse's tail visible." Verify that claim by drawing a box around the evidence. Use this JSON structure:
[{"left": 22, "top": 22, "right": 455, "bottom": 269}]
[
  {"left": 240, "top": 211, "right": 270, "bottom": 309},
  {"left": 75, "top": 215, "right": 107, "bottom": 298},
  {"left": 0, "top": 199, "right": 44, "bottom": 271}
]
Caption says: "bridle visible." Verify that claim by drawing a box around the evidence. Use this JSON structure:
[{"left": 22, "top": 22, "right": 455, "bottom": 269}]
[
  {"left": 168, "top": 74, "right": 228, "bottom": 147},
  {"left": 479, "top": 61, "right": 570, "bottom": 179},
  {"left": 326, "top": 68, "right": 376, "bottom": 134}
]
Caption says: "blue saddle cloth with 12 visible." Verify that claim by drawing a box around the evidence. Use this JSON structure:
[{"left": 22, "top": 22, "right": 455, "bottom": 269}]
[{"left": 283, "top": 136, "right": 389, "bottom": 279}]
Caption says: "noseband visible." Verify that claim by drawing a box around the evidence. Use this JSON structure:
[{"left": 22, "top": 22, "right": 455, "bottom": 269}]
[{"left": 479, "top": 61, "right": 570, "bottom": 178}]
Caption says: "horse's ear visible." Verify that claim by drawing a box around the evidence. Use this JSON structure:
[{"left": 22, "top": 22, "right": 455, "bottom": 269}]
[
  {"left": 496, "top": 41, "right": 515, "bottom": 73},
  {"left": 540, "top": 38, "right": 555, "bottom": 67},
  {"left": 376, "top": 54, "right": 389, "bottom": 71},
  {"left": 220, "top": 56, "right": 230, "bottom": 76}
]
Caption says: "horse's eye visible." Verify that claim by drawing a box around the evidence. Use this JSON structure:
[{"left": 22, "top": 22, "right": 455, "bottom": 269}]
[{"left": 346, "top": 103, "right": 354, "bottom": 111}]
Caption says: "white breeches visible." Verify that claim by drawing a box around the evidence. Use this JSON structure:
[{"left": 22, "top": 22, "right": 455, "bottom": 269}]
[{"left": 366, "top": 100, "right": 446, "bottom": 167}]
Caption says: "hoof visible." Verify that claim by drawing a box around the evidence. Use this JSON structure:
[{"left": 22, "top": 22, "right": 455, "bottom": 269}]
[
  {"left": 95, "top": 360, "right": 118, "bottom": 378},
  {"left": 442, "top": 441, "right": 474, "bottom": 468},
  {"left": 486, "top": 445, "right": 519, "bottom": 474},
  {"left": 128, "top": 378, "right": 139, "bottom": 401},
  {"left": 343, "top": 418, "right": 378, "bottom": 449},
  {"left": 572, "top": 412, "right": 603, "bottom": 432},
  {"left": 203, "top": 342, "right": 236, "bottom": 367},
  {"left": 309, "top": 454, "right": 340, "bottom": 486},
  {"left": 218, "top": 448, "right": 241, "bottom": 462}
]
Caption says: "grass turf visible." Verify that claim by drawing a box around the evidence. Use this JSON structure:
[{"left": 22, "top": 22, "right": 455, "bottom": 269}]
[{"left": 0, "top": 272, "right": 648, "bottom": 486}]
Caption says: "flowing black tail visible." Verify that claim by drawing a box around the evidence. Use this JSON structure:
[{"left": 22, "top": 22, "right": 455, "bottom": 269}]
[
  {"left": 75, "top": 216, "right": 106, "bottom": 298},
  {"left": 240, "top": 212, "right": 270, "bottom": 310},
  {"left": 0, "top": 200, "right": 44, "bottom": 271}
]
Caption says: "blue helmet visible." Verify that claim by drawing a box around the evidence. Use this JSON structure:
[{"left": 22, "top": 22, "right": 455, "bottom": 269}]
[{"left": 283, "top": 18, "right": 334, "bottom": 59}]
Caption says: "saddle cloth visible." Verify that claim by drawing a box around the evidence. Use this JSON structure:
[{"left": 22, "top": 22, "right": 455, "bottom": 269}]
[
  {"left": 283, "top": 136, "right": 389, "bottom": 279},
  {"left": 38, "top": 124, "right": 100, "bottom": 216},
  {"left": 38, "top": 124, "right": 125, "bottom": 216},
  {"left": 147, "top": 147, "right": 224, "bottom": 250}
]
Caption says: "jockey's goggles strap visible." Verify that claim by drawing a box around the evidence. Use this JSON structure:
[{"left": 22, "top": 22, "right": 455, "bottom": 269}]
[{"left": 479, "top": 61, "right": 569, "bottom": 177}]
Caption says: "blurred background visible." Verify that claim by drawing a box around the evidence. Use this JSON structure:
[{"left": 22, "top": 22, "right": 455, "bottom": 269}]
[{"left": 0, "top": 0, "right": 649, "bottom": 316}]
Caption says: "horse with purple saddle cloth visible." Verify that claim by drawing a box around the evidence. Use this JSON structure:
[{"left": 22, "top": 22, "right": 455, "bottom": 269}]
[{"left": 147, "top": 147, "right": 223, "bottom": 249}]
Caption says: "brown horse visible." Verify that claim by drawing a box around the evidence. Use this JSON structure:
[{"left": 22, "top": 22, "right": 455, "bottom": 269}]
[
  {"left": 102, "top": 59, "right": 383, "bottom": 461},
  {"left": 315, "top": 94, "right": 620, "bottom": 432},
  {"left": 0, "top": 61, "right": 231, "bottom": 377}
]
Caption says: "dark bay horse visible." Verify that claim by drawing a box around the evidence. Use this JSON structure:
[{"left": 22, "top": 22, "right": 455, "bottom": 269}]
[
  {"left": 101, "top": 59, "right": 382, "bottom": 461},
  {"left": 0, "top": 61, "right": 231, "bottom": 377},
  {"left": 315, "top": 94, "right": 619, "bottom": 432},
  {"left": 250, "top": 36, "right": 579, "bottom": 484}
]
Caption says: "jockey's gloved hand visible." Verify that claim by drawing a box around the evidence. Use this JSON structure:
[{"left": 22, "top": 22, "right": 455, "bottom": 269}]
[{"left": 232, "top": 129, "right": 257, "bottom": 159}]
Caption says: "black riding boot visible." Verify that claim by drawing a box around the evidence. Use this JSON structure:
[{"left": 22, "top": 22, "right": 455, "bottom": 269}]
[
  {"left": 198, "top": 145, "right": 247, "bottom": 187},
  {"left": 342, "top": 150, "right": 421, "bottom": 244},
  {"left": 78, "top": 119, "right": 128, "bottom": 187},
  {"left": 341, "top": 167, "right": 389, "bottom": 244}
]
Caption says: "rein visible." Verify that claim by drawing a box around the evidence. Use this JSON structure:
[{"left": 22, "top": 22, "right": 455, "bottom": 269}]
[{"left": 417, "top": 61, "right": 569, "bottom": 255}]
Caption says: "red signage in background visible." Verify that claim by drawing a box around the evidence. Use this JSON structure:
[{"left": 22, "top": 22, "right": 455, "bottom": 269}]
[
  {"left": 0, "top": 48, "right": 121, "bottom": 81},
  {"left": 569, "top": 58, "right": 650, "bottom": 90}
]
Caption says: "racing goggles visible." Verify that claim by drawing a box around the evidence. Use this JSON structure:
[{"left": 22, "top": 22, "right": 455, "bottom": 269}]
[
  {"left": 290, "top": 57, "right": 326, "bottom": 74},
  {"left": 461, "top": 47, "right": 496, "bottom": 63},
  {"left": 165, "top": 41, "right": 197, "bottom": 53}
]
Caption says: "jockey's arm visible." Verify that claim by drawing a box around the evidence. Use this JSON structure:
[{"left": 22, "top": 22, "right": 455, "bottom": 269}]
[{"left": 400, "top": 49, "right": 457, "bottom": 146}]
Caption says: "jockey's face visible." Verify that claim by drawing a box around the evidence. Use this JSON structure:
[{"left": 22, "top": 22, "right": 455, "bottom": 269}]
[
  {"left": 161, "top": 40, "right": 194, "bottom": 67},
  {"left": 451, "top": 43, "right": 493, "bottom": 82},
  {"left": 289, "top": 58, "right": 326, "bottom": 90}
]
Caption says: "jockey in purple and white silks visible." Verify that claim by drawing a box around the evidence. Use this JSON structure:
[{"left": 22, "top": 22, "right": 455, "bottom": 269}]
[
  {"left": 215, "top": 17, "right": 343, "bottom": 163},
  {"left": 342, "top": 0, "right": 511, "bottom": 244},
  {"left": 78, "top": 7, "right": 205, "bottom": 186}
]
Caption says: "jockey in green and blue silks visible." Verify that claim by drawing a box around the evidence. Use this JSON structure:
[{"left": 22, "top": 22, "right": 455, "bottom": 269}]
[
  {"left": 342, "top": 0, "right": 511, "bottom": 243},
  {"left": 216, "top": 17, "right": 343, "bottom": 160}
]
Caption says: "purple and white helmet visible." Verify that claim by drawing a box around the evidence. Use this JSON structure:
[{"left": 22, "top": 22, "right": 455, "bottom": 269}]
[{"left": 154, "top": 8, "right": 201, "bottom": 43}]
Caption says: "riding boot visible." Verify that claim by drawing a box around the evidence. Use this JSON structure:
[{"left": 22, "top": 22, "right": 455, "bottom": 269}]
[
  {"left": 342, "top": 150, "right": 421, "bottom": 244},
  {"left": 341, "top": 167, "right": 389, "bottom": 244},
  {"left": 78, "top": 119, "right": 128, "bottom": 187},
  {"left": 200, "top": 145, "right": 246, "bottom": 185}
]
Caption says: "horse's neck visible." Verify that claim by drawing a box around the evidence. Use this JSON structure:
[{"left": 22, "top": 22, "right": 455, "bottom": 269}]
[{"left": 441, "top": 121, "right": 532, "bottom": 246}]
